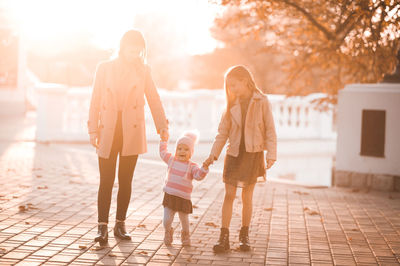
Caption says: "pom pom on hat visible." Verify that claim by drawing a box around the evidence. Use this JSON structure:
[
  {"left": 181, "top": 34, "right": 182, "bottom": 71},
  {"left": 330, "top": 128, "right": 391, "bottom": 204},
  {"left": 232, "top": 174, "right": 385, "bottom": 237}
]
[{"left": 176, "top": 130, "right": 199, "bottom": 156}]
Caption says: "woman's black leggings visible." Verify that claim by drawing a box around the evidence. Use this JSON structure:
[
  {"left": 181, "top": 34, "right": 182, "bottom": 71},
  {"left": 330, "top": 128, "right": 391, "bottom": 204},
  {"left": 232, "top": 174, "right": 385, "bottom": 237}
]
[{"left": 97, "top": 112, "right": 138, "bottom": 223}]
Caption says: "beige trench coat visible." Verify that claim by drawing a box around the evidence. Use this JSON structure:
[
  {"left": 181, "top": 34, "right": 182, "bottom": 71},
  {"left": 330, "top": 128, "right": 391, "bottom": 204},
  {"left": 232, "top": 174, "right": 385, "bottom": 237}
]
[
  {"left": 87, "top": 59, "right": 168, "bottom": 159},
  {"left": 210, "top": 91, "right": 277, "bottom": 161}
]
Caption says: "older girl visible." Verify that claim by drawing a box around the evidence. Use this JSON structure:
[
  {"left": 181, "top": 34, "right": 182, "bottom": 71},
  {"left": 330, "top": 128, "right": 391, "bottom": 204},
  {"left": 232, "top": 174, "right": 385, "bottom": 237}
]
[
  {"left": 204, "top": 65, "right": 277, "bottom": 252},
  {"left": 88, "top": 29, "right": 168, "bottom": 244}
]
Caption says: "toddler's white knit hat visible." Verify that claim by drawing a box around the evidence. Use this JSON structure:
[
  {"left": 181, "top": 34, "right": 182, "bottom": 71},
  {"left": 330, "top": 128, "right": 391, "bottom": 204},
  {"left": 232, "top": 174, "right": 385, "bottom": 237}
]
[{"left": 176, "top": 130, "right": 199, "bottom": 156}]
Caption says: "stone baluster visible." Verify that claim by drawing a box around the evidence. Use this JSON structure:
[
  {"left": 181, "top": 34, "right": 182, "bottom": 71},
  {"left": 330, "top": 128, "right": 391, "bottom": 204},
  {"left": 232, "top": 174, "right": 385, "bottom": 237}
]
[{"left": 36, "top": 84, "right": 68, "bottom": 142}]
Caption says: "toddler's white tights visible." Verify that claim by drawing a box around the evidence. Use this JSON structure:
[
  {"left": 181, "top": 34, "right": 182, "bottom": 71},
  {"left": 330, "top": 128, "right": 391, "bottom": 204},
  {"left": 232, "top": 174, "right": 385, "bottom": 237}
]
[{"left": 163, "top": 207, "right": 189, "bottom": 232}]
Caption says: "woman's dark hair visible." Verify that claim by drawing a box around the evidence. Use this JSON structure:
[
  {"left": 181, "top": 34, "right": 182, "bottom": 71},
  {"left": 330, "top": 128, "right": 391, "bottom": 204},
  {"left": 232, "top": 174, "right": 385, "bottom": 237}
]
[{"left": 119, "top": 29, "right": 146, "bottom": 64}]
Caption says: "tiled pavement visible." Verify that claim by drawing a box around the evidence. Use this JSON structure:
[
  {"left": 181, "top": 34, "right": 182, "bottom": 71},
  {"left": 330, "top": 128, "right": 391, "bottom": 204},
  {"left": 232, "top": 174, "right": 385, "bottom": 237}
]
[{"left": 0, "top": 117, "right": 400, "bottom": 265}]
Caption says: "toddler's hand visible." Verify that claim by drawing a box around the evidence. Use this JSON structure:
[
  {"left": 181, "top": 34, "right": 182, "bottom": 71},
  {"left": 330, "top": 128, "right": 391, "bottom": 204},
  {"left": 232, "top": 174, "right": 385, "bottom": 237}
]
[{"left": 160, "top": 128, "right": 169, "bottom": 141}]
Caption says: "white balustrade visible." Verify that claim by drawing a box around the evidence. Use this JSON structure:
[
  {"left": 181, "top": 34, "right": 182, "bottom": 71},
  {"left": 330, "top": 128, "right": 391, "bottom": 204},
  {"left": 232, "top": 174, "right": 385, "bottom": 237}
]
[
  {"left": 35, "top": 85, "right": 336, "bottom": 142},
  {"left": 36, "top": 84, "right": 68, "bottom": 142}
]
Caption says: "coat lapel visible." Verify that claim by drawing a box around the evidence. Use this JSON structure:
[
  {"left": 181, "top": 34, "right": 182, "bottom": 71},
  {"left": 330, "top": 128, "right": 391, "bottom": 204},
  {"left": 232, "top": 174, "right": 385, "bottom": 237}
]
[{"left": 230, "top": 91, "right": 263, "bottom": 127}]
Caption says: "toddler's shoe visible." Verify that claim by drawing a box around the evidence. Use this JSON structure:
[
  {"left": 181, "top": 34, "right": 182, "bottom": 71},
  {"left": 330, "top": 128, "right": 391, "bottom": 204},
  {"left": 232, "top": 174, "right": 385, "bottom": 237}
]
[
  {"left": 164, "top": 227, "right": 173, "bottom": 246},
  {"left": 181, "top": 231, "right": 191, "bottom": 246}
]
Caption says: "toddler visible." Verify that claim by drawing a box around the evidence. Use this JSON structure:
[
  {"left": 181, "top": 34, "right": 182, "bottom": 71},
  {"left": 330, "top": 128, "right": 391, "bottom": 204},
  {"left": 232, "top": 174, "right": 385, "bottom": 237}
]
[{"left": 160, "top": 131, "right": 209, "bottom": 246}]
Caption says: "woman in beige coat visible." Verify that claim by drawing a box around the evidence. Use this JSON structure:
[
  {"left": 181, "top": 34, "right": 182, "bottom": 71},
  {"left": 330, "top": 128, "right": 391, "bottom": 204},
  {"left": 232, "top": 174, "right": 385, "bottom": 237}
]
[
  {"left": 204, "top": 65, "right": 277, "bottom": 253},
  {"left": 88, "top": 30, "right": 168, "bottom": 244}
]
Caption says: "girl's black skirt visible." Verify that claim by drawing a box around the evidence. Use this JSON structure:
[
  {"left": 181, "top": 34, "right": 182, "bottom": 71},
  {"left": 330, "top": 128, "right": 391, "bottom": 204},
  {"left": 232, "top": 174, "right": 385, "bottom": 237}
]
[
  {"left": 163, "top": 193, "right": 193, "bottom": 214},
  {"left": 223, "top": 97, "right": 266, "bottom": 188},
  {"left": 223, "top": 148, "right": 265, "bottom": 188}
]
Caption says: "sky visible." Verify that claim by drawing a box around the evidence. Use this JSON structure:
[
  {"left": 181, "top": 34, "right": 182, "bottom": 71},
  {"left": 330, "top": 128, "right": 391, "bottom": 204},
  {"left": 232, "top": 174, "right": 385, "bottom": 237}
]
[{"left": 2, "top": 0, "right": 222, "bottom": 55}]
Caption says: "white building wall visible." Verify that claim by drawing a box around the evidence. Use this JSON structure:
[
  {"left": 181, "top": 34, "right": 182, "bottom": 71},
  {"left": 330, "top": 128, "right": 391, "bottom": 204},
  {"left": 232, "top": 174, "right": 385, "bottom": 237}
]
[{"left": 336, "top": 83, "right": 400, "bottom": 176}]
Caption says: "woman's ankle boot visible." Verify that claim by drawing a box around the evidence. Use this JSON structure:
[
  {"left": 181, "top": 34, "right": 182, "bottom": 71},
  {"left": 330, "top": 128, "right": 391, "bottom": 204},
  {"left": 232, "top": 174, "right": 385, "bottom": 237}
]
[
  {"left": 213, "top": 228, "right": 230, "bottom": 253},
  {"left": 239, "top": 226, "right": 250, "bottom": 251},
  {"left": 114, "top": 221, "right": 131, "bottom": 240},
  {"left": 94, "top": 224, "right": 108, "bottom": 244}
]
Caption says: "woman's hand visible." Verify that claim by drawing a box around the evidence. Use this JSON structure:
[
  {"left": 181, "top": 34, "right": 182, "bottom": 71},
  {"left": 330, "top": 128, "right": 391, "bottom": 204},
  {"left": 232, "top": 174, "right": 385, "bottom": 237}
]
[
  {"left": 160, "top": 128, "right": 169, "bottom": 141},
  {"left": 90, "top": 134, "right": 99, "bottom": 148},
  {"left": 266, "top": 159, "right": 275, "bottom": 169}
]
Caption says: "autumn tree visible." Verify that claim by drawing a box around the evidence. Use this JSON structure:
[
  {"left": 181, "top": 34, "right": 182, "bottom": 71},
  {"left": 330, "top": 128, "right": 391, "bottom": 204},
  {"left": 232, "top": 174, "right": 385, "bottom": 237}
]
[
  {"left": 203, "top": 5, "right": 287, "bottom": 93},
  {"left": 187, "top": 42, "right": 285, "bottom": 92},
  {"left": 213, "top": 0, "right": 400, "bottom": 104}
]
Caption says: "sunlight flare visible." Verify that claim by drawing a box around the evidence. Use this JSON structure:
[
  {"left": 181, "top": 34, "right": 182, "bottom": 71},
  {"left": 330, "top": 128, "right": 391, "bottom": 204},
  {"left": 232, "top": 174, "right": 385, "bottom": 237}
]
[{"left": 4, "top": 0, "right": 219, "bottom": 55}]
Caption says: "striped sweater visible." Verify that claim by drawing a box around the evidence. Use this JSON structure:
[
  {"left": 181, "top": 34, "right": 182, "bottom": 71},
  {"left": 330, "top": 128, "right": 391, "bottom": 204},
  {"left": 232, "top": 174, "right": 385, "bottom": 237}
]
[{"left": 159, "top": 141, "right": 208, "bottom": 200}]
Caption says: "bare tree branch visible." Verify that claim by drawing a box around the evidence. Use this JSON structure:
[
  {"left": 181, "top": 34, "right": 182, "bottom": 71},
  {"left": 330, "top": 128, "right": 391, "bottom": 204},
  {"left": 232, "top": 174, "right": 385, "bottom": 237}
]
[{"left": 278, "top": 0, "right": 335, "bottom": 40}]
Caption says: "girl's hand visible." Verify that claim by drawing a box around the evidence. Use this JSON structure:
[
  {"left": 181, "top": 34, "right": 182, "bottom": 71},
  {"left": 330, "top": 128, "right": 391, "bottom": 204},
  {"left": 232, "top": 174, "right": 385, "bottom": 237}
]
[
  {"left": 203, "top": 155, "right": 215, "bottom": 168},
  {"left": 202, "top": 162, "right": 209, "bottom": 170},
  {"left": 266, "top": 159, "right": 275, "bottom": 169},
  {"left": 90, "top": 134, "right": 99, "bottom": 148}
]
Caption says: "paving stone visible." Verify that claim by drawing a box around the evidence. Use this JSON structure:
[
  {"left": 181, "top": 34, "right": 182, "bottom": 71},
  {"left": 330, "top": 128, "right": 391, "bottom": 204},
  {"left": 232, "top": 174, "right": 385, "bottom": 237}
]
[
  {"left": 14, "top": 259, "right": 45, "bottom": 266},
  {"left": 0, "top": 258, "right": 20, "bottom": 265},
  {"left": 47, "top": 254, "right": 76, "bottom": 263},
  {"left": 1, "top": 250, "right": 31, "bottom": 260}
]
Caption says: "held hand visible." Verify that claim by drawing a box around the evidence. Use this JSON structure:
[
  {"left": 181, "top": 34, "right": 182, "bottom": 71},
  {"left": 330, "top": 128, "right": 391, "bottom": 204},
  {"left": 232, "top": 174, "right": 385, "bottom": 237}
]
[
  {"left": 266, "top": 159, "right": 275, "bottom": 170},
  {"left": 160, "top": 134, "right": 167, "bottom": 142},
  {"left": 203, "top": 155, "right": 215, "bottom": 168},
  {"left": 160, "top": 128, "right": 169, "bottom": 141},
  {"left": 90, "top": 134, "right": 99, "bottom": 148}
]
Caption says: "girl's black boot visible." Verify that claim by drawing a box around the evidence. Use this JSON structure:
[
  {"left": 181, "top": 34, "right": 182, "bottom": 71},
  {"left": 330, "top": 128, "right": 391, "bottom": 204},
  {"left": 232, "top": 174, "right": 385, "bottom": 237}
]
[
  {"left": 114, "top": 221, "right": 131, "bottom": 240},
  {"left": 94, "top": 224, "right": 108, "bottom": 244},
  {"left": 213, "top": 228, "right": 230, "bottom": 253},
  {"left": 239, "top": 226, "right": 250, "bottom": 251}
]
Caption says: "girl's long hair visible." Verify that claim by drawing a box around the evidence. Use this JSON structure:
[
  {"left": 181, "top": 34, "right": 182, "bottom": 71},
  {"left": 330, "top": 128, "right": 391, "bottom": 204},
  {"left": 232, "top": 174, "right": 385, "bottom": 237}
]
[
  {"left": 224, "top": 65, "right": 263, "bottom": 118},
  {"left": 118, "top": 29, "right": 147, "bottom": 65}
]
